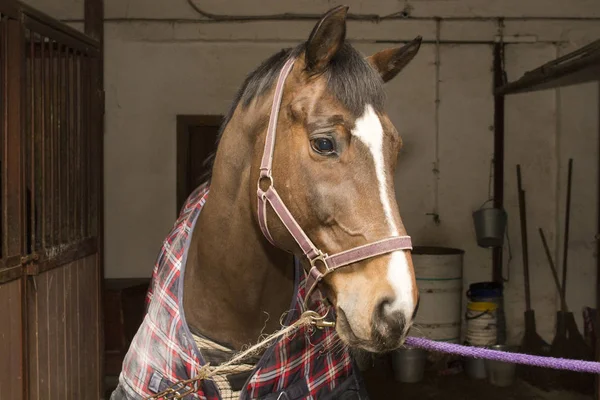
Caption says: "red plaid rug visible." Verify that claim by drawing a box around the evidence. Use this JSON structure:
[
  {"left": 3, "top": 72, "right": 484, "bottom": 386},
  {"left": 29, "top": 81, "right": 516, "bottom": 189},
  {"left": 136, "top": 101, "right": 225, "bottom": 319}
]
[{"left": 115, "top": 184, "right": 369, "bottom": 399}]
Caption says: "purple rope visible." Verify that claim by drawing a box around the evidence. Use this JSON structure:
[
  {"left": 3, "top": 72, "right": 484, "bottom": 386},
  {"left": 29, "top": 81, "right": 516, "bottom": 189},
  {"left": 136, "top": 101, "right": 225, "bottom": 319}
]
[{"left": 404, "top": 337, "right": 600, "bottom": 374}]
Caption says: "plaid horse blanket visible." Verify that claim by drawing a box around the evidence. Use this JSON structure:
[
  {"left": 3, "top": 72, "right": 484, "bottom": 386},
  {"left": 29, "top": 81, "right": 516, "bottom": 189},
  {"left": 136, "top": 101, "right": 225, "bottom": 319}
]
[{"left": 112, "top": 184, "right": 369, "bottom": 400}]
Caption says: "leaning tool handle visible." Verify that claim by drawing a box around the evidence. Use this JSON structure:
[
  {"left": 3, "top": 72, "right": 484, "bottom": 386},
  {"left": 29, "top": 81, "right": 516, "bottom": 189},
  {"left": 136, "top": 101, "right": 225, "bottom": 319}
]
[
  {"left": 539, "top": 228, "right": 568, "bottom": 312},
  {"left": 560, "top": 158, "right": 573, "bottom": 312},
  {"left": 517, "top": 165, "right": 531, "bottom": 312}
]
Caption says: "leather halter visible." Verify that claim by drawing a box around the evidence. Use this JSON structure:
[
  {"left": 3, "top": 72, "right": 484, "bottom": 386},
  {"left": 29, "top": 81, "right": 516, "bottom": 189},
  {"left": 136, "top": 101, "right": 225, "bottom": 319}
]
[{"left": 256, "top": 55, "right": 413, "bottom": 307}]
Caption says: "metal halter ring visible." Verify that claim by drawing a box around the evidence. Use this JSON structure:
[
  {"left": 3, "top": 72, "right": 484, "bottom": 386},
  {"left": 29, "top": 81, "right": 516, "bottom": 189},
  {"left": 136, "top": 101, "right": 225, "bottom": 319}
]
[
  {"left": 257, "top": 174, "right": 274, "bottom": 194},
  {"left": 309, "top": 252, "right": 330, "bottom": 274}
]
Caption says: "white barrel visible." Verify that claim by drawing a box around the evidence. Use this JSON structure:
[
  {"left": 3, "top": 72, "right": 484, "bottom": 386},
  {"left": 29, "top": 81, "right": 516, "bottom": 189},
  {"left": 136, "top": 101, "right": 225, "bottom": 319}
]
[
  {"left": 465, "top": 302, "right": 498, "bottom": 346},
  {"left": 410, "top": 246, "right": 464, "bottom": 343}
]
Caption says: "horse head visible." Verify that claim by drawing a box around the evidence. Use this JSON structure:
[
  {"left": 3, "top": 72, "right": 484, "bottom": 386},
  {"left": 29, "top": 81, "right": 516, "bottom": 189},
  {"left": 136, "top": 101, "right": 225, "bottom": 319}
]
[{"left": 239, "top": 5, "right": 422, "bottom": 353}]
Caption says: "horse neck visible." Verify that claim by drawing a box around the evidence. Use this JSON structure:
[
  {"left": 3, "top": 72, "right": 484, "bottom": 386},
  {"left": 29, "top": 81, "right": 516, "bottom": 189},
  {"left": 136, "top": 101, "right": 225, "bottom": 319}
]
[{"left": 182, "top": 105, "right": 295, "bottom": 351}]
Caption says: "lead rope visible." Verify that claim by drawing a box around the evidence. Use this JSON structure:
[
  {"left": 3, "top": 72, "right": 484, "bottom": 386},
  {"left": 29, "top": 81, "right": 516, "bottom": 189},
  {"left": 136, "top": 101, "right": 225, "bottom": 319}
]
[
  {"left": 405, "top": 337, "right": 600, "bottom": 374},
  {"left": 145, "top": 311, "right": 335, "bottom": 400}
]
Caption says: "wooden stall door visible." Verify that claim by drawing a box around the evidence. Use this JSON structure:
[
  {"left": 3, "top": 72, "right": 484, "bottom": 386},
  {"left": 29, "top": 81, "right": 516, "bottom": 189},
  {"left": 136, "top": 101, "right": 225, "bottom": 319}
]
[
  {"left": 1, "top": 8, "right": 27, "bottom": 400},
  {"left": 0, "top": 1, "right": 104, "bottom": 399}
]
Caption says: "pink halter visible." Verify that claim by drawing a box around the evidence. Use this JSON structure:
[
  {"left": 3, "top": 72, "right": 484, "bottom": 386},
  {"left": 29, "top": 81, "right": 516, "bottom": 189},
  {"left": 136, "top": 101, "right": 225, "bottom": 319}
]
[{"left": 256, "top": 56, "right": 413, "bottom": 306}]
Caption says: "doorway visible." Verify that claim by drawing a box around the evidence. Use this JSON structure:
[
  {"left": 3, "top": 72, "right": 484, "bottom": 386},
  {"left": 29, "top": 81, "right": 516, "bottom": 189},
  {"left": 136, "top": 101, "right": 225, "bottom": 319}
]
[{"left": 176, "top": 115, "right": 223, "bottom": 214}]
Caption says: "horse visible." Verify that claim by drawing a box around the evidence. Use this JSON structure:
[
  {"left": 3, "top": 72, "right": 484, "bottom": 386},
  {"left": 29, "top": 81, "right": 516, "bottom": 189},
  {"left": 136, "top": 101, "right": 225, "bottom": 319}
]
[{"left": 111, "top": 5, "right": 422, "bottom": 399}]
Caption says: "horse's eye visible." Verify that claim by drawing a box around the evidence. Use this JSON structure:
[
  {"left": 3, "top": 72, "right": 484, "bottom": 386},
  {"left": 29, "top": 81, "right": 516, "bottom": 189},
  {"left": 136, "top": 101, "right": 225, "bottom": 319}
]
[{"left": 311, "top": 138, "right": 335, "bottom": 155}]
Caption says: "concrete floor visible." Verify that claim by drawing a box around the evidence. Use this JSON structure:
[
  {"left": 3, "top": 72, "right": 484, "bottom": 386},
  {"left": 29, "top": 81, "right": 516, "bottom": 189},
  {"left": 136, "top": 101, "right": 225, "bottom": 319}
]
[
  {"left": 361, "top": 354, "right": 594, "bottom": 400},
  {"left": 363, "top": 371, "right": 592, "bottom": 400}
]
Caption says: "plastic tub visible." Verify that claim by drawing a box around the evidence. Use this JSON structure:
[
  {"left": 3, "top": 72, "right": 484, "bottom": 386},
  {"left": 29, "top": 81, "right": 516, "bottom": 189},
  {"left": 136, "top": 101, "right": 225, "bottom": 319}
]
[
  {"left": 412, "top": 246, "right": 464, "bottom": 343},
  {"left": 467, "top": 282, "right": 506, "bottom": 344}
]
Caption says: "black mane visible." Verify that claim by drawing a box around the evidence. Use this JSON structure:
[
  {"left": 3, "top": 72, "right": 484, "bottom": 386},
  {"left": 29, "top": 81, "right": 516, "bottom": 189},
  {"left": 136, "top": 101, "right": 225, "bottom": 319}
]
[{"left": 200, "top": 41, "right": 385, "bottom": 185}]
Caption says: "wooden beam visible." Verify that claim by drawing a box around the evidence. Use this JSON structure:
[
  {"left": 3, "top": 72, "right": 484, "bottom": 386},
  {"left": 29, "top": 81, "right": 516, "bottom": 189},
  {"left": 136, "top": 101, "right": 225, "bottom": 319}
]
[
  {"left": 84, "top": 0, "right": 104, "bottom": 397},
  {"left": 496, "top": 38, "right": 600, "bottom": 96}
]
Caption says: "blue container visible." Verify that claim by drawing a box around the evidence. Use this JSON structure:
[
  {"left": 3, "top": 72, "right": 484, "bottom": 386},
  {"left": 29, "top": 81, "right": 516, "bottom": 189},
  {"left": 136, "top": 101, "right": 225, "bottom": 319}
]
[{"left": 467, "top": 282, "right": 503, "bottom": 298}]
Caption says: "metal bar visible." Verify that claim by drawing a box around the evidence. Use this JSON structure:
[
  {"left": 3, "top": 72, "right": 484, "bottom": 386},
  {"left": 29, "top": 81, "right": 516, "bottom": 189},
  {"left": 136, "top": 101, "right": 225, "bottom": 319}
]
[
  {"left": 71, "top": 48, "right": 76, "bottom": 242},
  {"left": 86, "top": 54, "right": 93, "bottom": 238},
  {"left": 69, "top": 50, "right": 78, "bottom": 241},
  {"left": 75, "top": 52, "right": 81, "bottom": 240},
  {"left": 33, "top": 32, "right": 43, "bottom": 253},
  {"left": 71, "top": 50, "right": 77, "bottom": 242},
  {"left": 23, "top": 29, "right": 31, "bottom": 255},
  {"left": 59, "top": 43, "right": 65, "bottom": 244},
  {"left": 65, "top": 46, "right": 72, "bottom": 243},
  {"left": 88, "top": 56, "right": 97, "bottom": 239},
  {"left": 34, "top": 36, "right": 42, "bottom": 253},
  {"left": 4, "top": 19, "right": 25, "bottom": 261},
  {"left": 28, "top": 30, "right": 35, "bottom": 255},
  {"left": 49, "top": 38, "right": 57, "bottom": 246},
  {"left": 81, "top": 55, "right": 89, "bottom": 238},
  {"left": 57, "top": 42, "right": 62, "bottom": 244},
  {"left": 492, "top": 42, "right": 505, "bottom": 283},
  {"left": 40, "top": 35, "right": 47, "bottom": 250}
]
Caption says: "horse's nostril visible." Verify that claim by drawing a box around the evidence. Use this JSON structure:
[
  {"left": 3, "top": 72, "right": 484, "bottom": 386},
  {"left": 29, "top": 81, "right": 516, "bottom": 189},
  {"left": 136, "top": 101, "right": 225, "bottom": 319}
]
[
  {"left": 373, "top": 297, "right": 406, "bottom": 341},
  {"left": 377, "top": 297, "right": 394, "bottom": 317}
]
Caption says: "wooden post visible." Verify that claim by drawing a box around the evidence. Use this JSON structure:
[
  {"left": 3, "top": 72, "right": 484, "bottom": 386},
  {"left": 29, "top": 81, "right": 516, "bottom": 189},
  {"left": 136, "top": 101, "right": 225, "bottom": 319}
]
[
  {"left": 5, "top": 13, "right": 27, "bottom": 400},
  {"left": 593, "top": 83, "right": 600, "bottom": 400},
  {"left": 492, "top": 43, "right": 505, "bottom": 284},
  {"left": 84, "top": 0, "right": 104, "bottom": 397}
]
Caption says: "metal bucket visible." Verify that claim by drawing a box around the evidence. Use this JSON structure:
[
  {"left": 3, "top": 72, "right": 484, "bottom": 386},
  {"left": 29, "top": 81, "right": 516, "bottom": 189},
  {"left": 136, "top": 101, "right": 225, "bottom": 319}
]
[
  {"left": 472, "top": 207, "right": 507, "bottom": 248},
  {"left": 465, "top": 357, "right": 487, "bottom": 379},
  {"left": 485, "top": 344, "right": 518, "bottom": 387},
  {"left": 391, "top": 347, "right": 427, "bottom": 383}
]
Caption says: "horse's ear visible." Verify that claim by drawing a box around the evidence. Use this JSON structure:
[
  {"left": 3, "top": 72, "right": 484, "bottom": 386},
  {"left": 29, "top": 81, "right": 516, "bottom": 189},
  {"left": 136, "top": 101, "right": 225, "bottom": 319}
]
[
  {"left": 367, "top": 36, "right": 422, "bottom": 83},
  {"left": 305, "top": 5, "right": 349, "bottom": 74}
]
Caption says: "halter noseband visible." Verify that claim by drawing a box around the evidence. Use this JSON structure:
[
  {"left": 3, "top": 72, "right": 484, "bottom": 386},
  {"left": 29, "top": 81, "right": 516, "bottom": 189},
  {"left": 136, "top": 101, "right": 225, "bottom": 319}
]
[{"left": 256, "top": 56, "right": 413, "bottom": 307}]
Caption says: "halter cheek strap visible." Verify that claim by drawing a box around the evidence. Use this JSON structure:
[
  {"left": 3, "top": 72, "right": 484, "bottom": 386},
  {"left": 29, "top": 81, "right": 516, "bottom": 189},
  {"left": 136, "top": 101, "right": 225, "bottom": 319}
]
[{"left": 256, "top": 56, "right": 413, "bottom": 307}]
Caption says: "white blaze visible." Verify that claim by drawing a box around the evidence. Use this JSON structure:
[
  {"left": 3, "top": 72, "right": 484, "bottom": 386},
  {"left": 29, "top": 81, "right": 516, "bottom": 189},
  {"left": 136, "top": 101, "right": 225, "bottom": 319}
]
[{"left": 351, "top": 105, "right": 414, "bottom": 318}]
